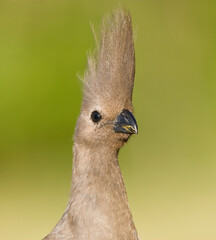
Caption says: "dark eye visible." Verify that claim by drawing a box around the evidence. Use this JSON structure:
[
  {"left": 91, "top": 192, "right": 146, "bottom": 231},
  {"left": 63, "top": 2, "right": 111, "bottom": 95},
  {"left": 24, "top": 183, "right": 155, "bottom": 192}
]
[{"left": 91, "top": 111, "right": 102, "bottom": 123}]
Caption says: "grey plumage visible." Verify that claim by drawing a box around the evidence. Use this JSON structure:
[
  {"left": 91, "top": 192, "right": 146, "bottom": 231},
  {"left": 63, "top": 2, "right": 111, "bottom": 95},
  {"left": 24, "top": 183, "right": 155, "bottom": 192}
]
[
  {"left": 84, "top": 8, "right": 135, "bottom": 108},
  {"left": 43, "top": 8, "right": 139, "bottom": 240}
]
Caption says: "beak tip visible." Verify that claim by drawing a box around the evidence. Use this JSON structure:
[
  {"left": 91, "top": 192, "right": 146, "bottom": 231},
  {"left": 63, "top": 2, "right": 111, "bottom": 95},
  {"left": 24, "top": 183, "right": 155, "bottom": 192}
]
[
  {"left": 135, "top": 128, "right": 138, "bottom": 135},
  {"left": 133, "top": 126, "right": 138, "bottom": 135}
]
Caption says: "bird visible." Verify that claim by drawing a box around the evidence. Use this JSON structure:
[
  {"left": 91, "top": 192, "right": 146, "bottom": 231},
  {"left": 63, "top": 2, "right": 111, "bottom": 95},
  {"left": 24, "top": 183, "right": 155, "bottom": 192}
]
[{"left": 43, "top": 7, "right": 139, "bottom": 240}]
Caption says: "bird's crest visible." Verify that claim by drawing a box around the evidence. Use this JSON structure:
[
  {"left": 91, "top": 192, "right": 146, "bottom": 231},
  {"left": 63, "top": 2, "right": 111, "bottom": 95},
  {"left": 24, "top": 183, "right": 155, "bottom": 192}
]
[{"left": 82, "top": 8, "right": 135, "bottom": 109}]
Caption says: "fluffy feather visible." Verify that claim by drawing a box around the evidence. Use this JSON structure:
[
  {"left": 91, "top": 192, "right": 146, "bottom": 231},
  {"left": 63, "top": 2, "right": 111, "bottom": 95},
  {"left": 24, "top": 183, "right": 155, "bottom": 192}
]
[{"left": 83, "top": 8, "right": 135, "bottom": 110}]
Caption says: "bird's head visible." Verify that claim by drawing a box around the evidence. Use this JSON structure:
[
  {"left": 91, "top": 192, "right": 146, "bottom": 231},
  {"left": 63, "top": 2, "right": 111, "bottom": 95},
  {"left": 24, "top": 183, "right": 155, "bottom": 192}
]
[{"left": 74, "top": 9, "right": 137, "bottom": 151}]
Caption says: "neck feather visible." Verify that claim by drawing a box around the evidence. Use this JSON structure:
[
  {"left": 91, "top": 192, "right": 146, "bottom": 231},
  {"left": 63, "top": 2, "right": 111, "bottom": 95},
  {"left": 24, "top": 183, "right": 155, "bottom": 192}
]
[{"left": 67, "top": 142, "right": 138, "bottom": 240}]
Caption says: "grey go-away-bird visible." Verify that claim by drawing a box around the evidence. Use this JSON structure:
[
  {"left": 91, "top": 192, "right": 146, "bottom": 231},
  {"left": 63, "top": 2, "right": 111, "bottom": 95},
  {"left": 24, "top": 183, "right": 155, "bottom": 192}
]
[{"left": 43, "top": 8, "right": 140, "bottom": 240}]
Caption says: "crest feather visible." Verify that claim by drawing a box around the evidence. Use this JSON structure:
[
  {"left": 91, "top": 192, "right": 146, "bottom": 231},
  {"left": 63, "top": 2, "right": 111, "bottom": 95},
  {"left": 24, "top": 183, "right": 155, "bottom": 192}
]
[{"left": 83, "top": 8, "right": 135, "bottom": 107}]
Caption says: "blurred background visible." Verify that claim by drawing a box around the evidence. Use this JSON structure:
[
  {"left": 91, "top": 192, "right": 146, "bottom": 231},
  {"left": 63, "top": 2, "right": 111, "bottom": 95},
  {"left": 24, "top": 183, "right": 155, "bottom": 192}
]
[{"left": 0, "top": 0, "right": 216, "bottom": 239}]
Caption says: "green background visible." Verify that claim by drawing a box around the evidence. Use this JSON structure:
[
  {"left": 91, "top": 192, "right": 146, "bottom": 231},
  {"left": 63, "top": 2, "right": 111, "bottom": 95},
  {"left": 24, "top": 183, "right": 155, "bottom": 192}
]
[{"left": 0, "top": 0, "right": 216, "bottom": 239}]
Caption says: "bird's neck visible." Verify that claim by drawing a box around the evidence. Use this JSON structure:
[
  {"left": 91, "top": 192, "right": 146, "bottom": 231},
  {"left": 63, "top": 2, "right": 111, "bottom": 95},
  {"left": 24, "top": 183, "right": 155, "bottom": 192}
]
[{"left": 67, "top": 142, "right": 138, "bottom": 240}]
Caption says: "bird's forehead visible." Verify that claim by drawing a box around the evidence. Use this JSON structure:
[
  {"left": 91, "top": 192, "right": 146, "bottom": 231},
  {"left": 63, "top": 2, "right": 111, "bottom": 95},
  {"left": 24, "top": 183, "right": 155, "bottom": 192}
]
[
  {"left": 94, "top": 98, "right": 132, "bottom": 118},
  {"left": 82, "top": 92, "right": 133, "bottom": 119}
]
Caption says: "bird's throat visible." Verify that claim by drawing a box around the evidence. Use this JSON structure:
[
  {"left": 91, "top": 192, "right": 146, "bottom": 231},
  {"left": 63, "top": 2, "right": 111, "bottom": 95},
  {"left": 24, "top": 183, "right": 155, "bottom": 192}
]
[{"left": 67, "top": 142, "right": 138, "bottom": 240}]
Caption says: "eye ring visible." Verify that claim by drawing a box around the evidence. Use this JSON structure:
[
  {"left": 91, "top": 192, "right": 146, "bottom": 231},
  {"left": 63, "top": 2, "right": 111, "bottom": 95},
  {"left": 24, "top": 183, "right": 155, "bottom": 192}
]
[{"left": 91, "top": 111, "right": 102, "bottom": 123}]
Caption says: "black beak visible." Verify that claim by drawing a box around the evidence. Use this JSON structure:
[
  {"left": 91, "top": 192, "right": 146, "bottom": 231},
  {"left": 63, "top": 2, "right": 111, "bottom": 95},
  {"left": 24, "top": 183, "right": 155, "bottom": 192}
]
[{"left": 114, "top": 109, "right": 138, "bottom": 134}]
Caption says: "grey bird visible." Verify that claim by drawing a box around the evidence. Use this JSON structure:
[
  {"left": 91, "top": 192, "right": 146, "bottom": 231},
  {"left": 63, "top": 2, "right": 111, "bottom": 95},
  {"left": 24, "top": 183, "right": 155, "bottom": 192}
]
[{"left": 43, "top": 8, "right": 139, "bottom": 240}]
